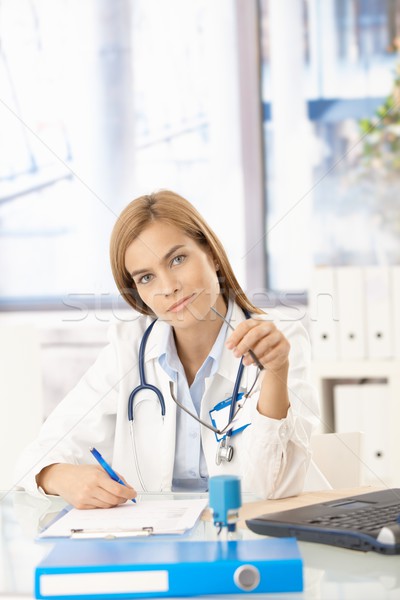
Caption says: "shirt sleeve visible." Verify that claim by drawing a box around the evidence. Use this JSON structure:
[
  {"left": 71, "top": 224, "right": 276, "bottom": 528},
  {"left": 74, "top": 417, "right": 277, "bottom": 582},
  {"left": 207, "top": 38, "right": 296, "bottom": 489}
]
[
  {"left": 238, "top": 318, "right": 320, "bottom": 499},
  {"left": 13, "top": 325, "right": 122, "bottom": 496}
]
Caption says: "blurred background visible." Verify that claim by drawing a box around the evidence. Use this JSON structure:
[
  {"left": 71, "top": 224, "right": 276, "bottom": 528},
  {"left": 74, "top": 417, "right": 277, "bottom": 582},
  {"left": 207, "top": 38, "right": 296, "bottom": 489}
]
[{"left": 2, "top": 0, "right": 400, "bottom": 489}]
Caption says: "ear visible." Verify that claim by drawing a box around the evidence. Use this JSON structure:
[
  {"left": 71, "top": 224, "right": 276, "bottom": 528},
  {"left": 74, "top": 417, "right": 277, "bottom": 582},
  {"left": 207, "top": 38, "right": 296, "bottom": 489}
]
[{"left": 204, "top": 245, "right": 218, "bottom": 271}]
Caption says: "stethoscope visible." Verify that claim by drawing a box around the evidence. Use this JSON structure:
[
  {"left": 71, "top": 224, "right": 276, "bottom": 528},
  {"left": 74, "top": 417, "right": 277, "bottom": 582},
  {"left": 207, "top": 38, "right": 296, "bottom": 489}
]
[{"left": 128, "top": 309, "right": 258, "bottom": 469}]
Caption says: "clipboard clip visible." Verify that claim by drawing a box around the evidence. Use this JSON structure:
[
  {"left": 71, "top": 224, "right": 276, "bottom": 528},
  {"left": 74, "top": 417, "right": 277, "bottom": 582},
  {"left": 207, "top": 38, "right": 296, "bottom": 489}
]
[{"left": 70, "top": 526, "right": 154, "bottom": 539}]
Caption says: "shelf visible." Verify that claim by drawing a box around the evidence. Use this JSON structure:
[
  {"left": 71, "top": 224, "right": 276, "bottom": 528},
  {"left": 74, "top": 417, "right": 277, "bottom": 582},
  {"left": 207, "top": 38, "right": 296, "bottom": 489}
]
[{"left": 311, "top": 360, "right": 400, "bottom": 379}]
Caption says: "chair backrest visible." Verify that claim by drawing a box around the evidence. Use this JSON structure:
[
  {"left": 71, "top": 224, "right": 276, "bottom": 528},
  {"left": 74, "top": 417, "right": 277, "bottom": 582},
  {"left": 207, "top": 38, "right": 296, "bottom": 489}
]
[
  {"left": 0, "top": 324, "right": 43, "bottom": 494},
  {"left": 309, "top": 431, "right": 364, "bottom": 489}
]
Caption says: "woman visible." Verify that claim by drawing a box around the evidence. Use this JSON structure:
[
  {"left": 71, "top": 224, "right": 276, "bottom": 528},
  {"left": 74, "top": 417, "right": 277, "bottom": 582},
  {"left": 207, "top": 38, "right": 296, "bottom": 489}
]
[{"left": 15, "top": 190, "right": 319, "bottom": 508}]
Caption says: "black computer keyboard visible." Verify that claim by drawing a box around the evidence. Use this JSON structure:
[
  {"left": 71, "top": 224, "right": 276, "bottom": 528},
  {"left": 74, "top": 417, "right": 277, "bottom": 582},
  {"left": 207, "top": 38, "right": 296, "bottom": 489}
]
[{"left": 307, "top": 503, "right": 400, "bottom": 533}]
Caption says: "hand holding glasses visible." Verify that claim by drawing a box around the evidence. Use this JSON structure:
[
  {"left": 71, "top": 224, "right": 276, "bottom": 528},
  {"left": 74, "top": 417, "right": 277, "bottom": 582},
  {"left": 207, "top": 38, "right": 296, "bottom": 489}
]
[
  {"left": 210, "top": 306, "right": 265, "bottom": 371},
  {"left": 169, "top": 306, "right": 263, "bottom": 436}
]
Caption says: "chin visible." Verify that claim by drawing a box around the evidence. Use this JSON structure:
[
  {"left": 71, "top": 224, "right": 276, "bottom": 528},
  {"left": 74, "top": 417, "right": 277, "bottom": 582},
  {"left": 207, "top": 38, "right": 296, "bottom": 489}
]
[{"left": 174, "top": 303, "right": 210, "bottom": 327}]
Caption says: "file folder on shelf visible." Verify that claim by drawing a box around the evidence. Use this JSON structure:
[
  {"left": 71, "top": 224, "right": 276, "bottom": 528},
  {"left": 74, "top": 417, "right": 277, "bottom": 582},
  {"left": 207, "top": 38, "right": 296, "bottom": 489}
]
[
  {"left": 336, "top": 266, "right": 366, "bottom": 359},
  {"left": 364, "top": 266, "right": 393, "bottom": 359},
  {"left": 392, "top": 266, "right": 400, "bottom": 358},
  {"left": 309, "top": 267, "right": 339, "bottom": 359},
  {"left": 35, "top": 538, "right": 303, "bottom": 598}
]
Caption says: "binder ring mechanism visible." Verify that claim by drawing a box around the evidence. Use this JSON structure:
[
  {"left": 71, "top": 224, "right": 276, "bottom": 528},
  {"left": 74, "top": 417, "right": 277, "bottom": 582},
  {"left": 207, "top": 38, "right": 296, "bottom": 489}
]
[{"left": 70, "top": 526, "right": 154, "bottom": 539}]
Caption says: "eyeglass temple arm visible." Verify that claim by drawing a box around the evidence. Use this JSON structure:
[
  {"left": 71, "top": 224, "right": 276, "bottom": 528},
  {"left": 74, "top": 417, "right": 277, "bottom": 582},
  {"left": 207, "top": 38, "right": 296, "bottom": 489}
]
[{"left": 168, "top": 382, "right": 242, "bottom": 436}]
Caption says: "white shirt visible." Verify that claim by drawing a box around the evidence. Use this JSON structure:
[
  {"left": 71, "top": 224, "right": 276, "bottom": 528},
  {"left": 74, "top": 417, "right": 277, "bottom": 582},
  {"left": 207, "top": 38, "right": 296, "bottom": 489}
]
[
  {"left": 158, "top": 300, "right": 233, "bottom": 491},
  {"left": 14, "top": 303, "right": 320, "bottom": 500}
]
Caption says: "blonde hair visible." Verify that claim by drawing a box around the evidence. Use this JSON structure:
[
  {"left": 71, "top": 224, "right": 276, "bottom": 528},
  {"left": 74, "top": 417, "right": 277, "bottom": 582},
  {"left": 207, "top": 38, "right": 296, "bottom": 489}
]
[{"left": 110, "top": 190, "right": 262, "bottom": 316}]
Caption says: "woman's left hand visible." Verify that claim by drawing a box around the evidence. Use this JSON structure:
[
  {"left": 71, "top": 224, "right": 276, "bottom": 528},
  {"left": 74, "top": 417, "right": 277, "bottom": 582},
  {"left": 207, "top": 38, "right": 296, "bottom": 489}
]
[
  {"left": 226, "top": 317, "right": 291, "bottom": 419},
  {"left": 225, "top": 317, "right": 290, "bottom": 374}
]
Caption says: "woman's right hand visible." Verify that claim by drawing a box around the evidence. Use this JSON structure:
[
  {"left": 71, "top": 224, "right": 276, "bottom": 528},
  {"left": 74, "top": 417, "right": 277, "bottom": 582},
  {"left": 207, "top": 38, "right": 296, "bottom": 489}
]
[{"left": 36, "top": 463, "right": 137, "bottom": 509}]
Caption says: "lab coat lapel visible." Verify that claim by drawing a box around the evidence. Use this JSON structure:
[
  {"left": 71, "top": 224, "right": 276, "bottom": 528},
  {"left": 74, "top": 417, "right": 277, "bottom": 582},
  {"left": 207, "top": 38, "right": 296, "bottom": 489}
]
[
  {"left": 213, "top": 302, "right": 248, "bottom": 381},
  {"left": 138, "top": 360, "right": 177, "bottom": 491},
  {"left": 136, "top": 319, "right": 177, "bottom": 491},
  {"left": 201, "top": 303, "right": 248, "bottom": 415}
]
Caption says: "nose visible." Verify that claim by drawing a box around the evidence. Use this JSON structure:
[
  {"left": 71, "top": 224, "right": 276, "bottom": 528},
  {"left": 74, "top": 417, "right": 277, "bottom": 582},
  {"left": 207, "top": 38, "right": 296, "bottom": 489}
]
[{"left": 159, "top": 271, "right": 182, "bottom": 297}]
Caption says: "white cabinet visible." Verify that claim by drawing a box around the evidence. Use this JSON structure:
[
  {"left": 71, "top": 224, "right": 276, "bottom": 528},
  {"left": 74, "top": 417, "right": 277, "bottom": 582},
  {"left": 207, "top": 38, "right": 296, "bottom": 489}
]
[
  {"left": 334, "top": 384, "right": 391, "bottom": 485},
  {"left": 310, "top": 360, "right": 400, "bottom": 487}
]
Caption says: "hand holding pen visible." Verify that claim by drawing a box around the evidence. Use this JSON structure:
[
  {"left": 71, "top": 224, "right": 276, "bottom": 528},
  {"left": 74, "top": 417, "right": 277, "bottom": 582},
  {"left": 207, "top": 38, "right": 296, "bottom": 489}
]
[
  {"left": 90, "top": 447, "right": 137, "bottom": 504},
  {"left": 36, "top": 459, "right": 137, "bottom": 510}
]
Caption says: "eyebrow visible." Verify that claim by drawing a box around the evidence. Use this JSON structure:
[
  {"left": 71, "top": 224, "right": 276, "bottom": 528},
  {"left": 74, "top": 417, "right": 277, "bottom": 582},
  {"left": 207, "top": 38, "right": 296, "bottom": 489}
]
[{"left": 130, "top": 244, "right": 186, "bottom": 278}]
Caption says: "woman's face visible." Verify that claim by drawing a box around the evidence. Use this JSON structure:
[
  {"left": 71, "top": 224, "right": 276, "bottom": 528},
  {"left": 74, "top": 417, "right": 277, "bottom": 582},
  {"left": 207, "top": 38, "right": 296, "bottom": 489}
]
[{"left": 125, "top": 221, "right": 224, "bottom": 327}]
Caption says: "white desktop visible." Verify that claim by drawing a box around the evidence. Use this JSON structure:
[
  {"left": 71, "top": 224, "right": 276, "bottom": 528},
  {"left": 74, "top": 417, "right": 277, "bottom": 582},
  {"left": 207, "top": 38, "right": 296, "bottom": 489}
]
[{"left": 1, "top": 487, "right": 399, "bottom": 599}]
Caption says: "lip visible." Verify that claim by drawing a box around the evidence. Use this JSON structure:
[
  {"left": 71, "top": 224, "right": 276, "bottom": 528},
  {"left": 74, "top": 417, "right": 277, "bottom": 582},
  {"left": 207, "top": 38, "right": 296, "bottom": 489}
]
[{"left": 168, "top": 294, "right": 195, "bottom": 313}]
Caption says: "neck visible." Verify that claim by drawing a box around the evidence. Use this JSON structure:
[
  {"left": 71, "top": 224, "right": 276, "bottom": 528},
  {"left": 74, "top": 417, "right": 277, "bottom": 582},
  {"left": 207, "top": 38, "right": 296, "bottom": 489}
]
[{"left": 174, "top": 297, "right": 228, "bottom": 383}]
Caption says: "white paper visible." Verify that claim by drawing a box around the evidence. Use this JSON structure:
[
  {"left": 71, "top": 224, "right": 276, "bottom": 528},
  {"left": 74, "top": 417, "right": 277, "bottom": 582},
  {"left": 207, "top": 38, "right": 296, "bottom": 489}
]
[{"left": 38, "top": 498, "right": 208, "bottom": 539}]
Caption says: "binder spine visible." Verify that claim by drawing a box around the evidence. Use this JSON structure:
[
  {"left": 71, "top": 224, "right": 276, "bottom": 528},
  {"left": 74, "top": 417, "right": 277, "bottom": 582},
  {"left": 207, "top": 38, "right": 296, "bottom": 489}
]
[
  {"left": 36, "top": 557, "right": 303, "bottom": 598},
  {"left": 35, "top": 539, "right": 303, "bottom": 598}
]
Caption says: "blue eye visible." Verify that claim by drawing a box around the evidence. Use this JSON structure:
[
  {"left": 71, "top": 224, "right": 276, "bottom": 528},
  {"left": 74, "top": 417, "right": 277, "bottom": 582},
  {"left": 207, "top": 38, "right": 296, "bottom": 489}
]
[
  {"left": 138, "top": 274, "right": 153, "bottom": 285},
  {"left": 171, "top": 255, "right": 185, "bottom": 266}
]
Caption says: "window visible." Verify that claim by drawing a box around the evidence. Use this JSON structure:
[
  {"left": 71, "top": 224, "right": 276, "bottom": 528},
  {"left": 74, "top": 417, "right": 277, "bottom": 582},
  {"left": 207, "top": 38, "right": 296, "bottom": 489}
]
[
  {"left": 0, "top": 0, "right": 246, "bottom": 309},
  {"left": 259, "top": 0, "right": 400, "bottom": 293}
]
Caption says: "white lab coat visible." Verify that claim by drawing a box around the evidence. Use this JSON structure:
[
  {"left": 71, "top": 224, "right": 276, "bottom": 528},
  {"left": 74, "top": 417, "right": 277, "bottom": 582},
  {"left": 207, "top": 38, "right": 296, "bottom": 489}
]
[{"left": 14, "top": 303, "right": 320, "bottom": 499}]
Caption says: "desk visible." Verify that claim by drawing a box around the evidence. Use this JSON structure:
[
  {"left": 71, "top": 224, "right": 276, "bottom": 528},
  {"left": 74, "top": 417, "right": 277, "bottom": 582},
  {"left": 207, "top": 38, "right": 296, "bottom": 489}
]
[{"left": 1, "top": 488, "right": 399, "bottom": 599}]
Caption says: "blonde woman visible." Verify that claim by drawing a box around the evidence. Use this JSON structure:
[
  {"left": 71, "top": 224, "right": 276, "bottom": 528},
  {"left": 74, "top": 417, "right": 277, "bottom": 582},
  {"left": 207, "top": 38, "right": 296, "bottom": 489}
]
[{"left": 15, "top": 190, "right": 319, "bottom": 508}]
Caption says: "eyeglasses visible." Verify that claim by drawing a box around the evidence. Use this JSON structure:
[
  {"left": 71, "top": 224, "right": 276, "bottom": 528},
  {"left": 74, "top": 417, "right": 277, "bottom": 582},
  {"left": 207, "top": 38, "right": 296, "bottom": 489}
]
[
  {"left": 168, "top": 306, "right": 262, "bottom": 436},
  {"left": 169, "top": 372, "right": 260, "bottom": 436}
]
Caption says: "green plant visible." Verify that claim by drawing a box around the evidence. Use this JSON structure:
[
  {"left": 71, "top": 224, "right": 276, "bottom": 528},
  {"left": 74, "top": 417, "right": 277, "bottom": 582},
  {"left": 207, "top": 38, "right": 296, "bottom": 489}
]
[{"left": 358, "top": 63, "right": 400, "bottom": 173}]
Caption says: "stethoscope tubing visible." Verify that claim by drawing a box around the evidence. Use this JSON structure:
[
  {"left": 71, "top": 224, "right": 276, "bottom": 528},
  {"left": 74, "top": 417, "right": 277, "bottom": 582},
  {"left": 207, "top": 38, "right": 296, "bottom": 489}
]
[
  {"left": 128, "top": 308, "right": 252, "bottom": 430},
  {"left": 226, "top": 359, "right": 245, "bottom": 439},
  {"left": 128, "top": 319, "right": 166, "bottom": 421}
]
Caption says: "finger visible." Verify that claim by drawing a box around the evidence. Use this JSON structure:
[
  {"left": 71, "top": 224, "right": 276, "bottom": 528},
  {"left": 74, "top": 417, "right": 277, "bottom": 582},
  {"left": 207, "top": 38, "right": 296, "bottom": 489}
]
[
  {"left": 71, "top": 493, "right": 117, "bottom": 510},
  {"left": 115, "top": 472, "right": 132, "bottom": 487},
  {"left": 256, "top": 346, "right": 290, "bottom": 372},
  {"left": 231, "top": 323, "right": 277, "bottom": 358},
  {"left": 91, "top": 488, "right": 128, "bottom": 508},
  {"left": 102, "top": 477, "right": 137, "bottom": 501},
  {"left": 250, "top": 330, "right": 282, "bottom": 355},
  {"left": 90, "top": 496, "right": 120, "bottom": 509},
  {"left": 242, "top": 332, "right": 285, "bottom": 367},
  {"left": 74, "top": 502, "right": 104, "bottom": 509},
  {"left": 225, "top": 319, "right": 259, "bottom": 349},
  {"left": 237, "top": 321, "right": 276, "bottom": 351},
  {"left": 91, "top": 466, "right": 134, "bottom": 495}
]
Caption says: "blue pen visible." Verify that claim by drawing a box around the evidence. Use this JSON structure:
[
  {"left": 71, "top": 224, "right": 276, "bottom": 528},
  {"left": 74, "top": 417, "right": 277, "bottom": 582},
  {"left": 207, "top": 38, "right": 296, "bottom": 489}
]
[{"left": 89, "top": 446, "right": 136, "bottom": 503}]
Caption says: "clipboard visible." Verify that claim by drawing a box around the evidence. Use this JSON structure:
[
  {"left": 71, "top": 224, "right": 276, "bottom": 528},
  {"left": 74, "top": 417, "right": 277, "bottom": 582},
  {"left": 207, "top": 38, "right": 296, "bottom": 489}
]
[
  {"left": 37, "top": 498, "right": 208, "bottom": 540},
  {"left": 69, "top": 526, "right": 154, "bottom": 539}
]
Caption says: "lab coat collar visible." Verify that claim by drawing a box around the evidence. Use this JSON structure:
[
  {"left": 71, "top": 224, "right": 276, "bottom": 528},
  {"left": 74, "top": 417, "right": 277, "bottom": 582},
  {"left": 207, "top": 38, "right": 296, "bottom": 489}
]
[
  {"left": 142, "top": 302, "right": 248, "bottom": 384},
  {"left": 214, "top": 301, "right": 247, "bottom": 382},
  {"left": 142, "top": 318, "right": 171, "bottom": 363}
]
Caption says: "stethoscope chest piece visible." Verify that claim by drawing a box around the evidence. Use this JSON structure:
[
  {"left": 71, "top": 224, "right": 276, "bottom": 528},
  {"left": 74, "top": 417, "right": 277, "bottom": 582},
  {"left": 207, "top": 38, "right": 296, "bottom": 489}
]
[{"left": 216, "top": 437, "right": 234, "bottom": 465}]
